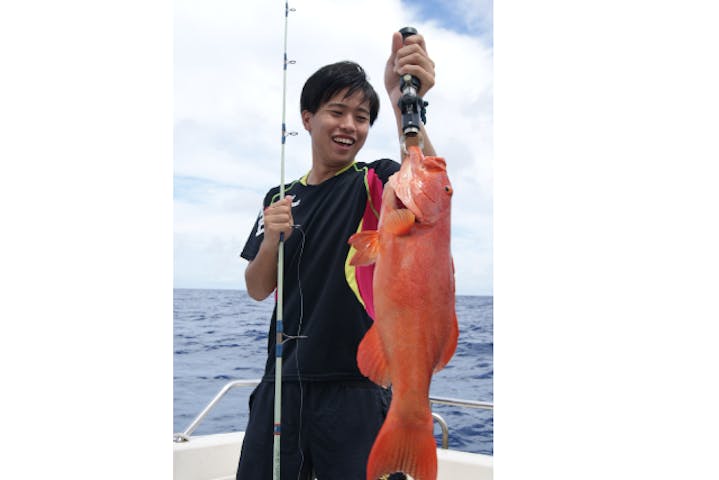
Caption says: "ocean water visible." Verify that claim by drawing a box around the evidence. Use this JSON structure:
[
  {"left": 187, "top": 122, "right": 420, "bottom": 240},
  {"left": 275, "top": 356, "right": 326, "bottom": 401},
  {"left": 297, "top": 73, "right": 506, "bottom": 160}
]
[{"left": 174, "top": 289, "right": 493, "bottom": 455}]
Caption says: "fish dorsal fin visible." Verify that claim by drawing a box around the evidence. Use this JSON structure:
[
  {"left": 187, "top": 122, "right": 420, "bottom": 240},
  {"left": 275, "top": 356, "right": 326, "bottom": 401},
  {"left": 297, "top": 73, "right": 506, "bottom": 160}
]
[
  {"left": 384, "top": 208, "right": 415, "bottom": 235},
  {"left": 347, "top": 230, "right": 379, "bottom": 266},
  {"left": 356, "top": 325, "right": 391, "bottom": 388}
]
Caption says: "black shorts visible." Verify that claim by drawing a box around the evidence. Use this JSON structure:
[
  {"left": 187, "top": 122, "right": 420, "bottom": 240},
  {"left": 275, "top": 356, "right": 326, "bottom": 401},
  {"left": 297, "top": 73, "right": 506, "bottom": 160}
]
[{"left": 235, "top": 380, "right": 405, "bottom": 480}]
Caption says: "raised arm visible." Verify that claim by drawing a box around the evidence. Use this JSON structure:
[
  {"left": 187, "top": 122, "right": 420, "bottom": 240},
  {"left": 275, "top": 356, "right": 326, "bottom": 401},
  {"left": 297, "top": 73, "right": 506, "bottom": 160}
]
[{"left": 383, "top": 30, "right": 437, "bottom": 158}]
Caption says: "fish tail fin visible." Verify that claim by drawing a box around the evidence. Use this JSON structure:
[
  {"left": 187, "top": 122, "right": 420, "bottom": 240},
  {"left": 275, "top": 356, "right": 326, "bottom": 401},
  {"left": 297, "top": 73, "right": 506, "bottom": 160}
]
[
  {"left": 348, "top": 230, "right": 380, "bottom": 265},
  {"left": 366, "top": 408, "right": 436, "bottom": 480}
]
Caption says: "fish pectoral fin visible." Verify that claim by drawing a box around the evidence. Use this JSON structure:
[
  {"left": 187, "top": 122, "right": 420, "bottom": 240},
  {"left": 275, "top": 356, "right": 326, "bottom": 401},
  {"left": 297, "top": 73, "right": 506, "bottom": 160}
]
[
  {"left": 384, "top": 208, "right": 415, "bottom": 236},
  {"left": 356, "top": 325, "right": 391, "bottom": 388},
  {"left": 347, "top": 230, "right": 379, "bottom": 266}
]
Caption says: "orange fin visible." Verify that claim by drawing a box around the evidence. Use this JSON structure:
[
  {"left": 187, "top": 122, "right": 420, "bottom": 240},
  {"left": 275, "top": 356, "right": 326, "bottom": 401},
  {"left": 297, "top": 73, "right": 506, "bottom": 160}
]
[
  {"left": 366, "top": 409, "right": 437, "bottom": 480},
  {"left": 384, "top": 208, "right": 415, "bottom": 236},
  {"left": 434, "top": 311, "right": 459, "bottom": 374},
  {"left": 356, "top": 325, "right": 391, "bottom": 388},
  {"left": 348, "top": 230, "right": 379, "bottom": 266}
]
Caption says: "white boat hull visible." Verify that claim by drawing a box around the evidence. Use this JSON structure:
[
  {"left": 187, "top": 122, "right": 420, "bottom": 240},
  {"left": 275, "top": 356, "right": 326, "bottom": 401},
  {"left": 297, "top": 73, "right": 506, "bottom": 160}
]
[{"left": 173, "top": 431, "right": 493, "bottom": 480}]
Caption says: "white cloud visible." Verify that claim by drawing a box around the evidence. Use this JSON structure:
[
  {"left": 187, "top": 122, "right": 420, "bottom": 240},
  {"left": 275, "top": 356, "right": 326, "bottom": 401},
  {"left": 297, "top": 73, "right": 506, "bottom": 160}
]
[
  {"left": 174, "top": 0, "right": 493, "bottom": 295},
  {"left": 453, "top": 0, "right": 494, "bottom": 37}
]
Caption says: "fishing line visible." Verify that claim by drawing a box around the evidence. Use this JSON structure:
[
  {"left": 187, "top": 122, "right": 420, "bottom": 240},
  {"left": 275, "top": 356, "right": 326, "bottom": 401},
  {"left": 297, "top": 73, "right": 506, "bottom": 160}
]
[
  {"left": 289, "top": 223, "right": 307, "bottom": 480},
  {"left": 283, "top": 224, "right": 307, "bottom": 344},
  {"left": 275, "top": 223, "right": 308, "bottom": 480}
]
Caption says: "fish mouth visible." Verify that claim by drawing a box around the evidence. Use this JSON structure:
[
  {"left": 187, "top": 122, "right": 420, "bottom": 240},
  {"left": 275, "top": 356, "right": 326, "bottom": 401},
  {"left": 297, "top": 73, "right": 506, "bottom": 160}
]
[
  {"left": 389, "top": 185, "right": 422, "bottom": 224},
  {"left": 387, "top": 146, "right": 449, "bottom": 226},
  {"left": 387, "top": 157, "right": 428, "bottom": 224},
  {"left": 395, "top": 195, "right": 407, "bottom": 210}
]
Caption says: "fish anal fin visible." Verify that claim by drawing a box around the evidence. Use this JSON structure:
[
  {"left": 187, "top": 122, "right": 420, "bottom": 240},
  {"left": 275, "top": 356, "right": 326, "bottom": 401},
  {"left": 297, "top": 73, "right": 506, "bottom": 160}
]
[
  {"left": 366, "top": 410, "right": 436, "bottom": 480},
  {"left": 348, "top": 230, "right": 379, "bottom": 266},
  {"left": 384, "top": 208, "right": 415, "bottom": 236},
  {"left": 356, "top": 325, "right": 391, "bottom": 388},
  {"left": 434, "top": 311, "right": 459, "bottom": 374}
]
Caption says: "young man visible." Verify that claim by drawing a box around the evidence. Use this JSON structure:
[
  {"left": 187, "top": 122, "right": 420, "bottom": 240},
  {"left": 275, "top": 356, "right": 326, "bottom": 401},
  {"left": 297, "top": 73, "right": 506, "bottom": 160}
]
[{"left": 236, "top": 31, "right": 437, "bottom": 480}]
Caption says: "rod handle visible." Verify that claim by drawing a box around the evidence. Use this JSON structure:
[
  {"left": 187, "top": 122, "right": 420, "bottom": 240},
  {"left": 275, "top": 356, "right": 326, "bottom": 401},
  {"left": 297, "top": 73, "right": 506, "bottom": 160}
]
[
  {"left": 398, "top": 27, "right": 421, "bottom": 92},
  {"left": 397, "top": 26, "right": 424, "bottom": 136}
]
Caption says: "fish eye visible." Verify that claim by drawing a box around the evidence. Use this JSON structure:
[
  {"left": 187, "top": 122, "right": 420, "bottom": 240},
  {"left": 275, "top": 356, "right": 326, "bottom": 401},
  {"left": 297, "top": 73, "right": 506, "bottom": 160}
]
[{"left": 444, "top": 185, "right": 453, "bottom": 195}]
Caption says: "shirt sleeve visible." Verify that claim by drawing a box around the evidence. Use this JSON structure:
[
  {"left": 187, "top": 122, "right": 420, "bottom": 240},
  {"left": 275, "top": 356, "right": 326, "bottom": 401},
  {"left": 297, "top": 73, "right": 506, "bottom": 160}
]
[
  {"left": 240, "top": 190, "right": 274, "bottom": 261},
  {"left": 240, "top": 211, "right": 263, "bottom": 261},
  {"left": 370, "top": 158, "right": 401, "bottom": 185}
]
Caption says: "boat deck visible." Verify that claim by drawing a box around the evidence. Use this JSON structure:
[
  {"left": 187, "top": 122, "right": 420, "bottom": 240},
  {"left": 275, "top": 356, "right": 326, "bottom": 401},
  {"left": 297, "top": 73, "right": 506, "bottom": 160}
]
[
  {"left": 173, "top": 379, "right": 493, "bottom": 479},
  {"left": 174, "top": 431, "right": 493, "bottom": 480}
]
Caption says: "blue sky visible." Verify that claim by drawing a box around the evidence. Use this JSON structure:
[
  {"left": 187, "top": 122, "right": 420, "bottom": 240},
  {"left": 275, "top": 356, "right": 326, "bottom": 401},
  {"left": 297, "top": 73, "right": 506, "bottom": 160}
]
[
  {"left": 406, "top": 0, "right": 493, "bottom": 40},
  {"left": 174, "top": 0, "right": 493, "bottom": 295}
]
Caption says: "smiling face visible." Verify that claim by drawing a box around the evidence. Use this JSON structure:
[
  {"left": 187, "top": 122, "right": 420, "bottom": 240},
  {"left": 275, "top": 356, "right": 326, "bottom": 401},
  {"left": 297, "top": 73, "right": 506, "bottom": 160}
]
[{"left": 302, "top": 88, "right": 371, "bottom": 173}]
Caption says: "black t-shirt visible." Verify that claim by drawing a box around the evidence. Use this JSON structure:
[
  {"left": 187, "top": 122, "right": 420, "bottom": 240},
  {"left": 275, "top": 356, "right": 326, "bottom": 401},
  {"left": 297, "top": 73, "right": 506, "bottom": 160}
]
[{"left": 241, "top": 159, "right": 400, "bottom": 382}]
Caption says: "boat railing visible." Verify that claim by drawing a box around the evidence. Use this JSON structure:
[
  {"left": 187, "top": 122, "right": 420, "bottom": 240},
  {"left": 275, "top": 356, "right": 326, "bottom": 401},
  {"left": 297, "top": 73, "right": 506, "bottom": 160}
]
[{"left": 173, "top": 378, "right": 493, "bottom": 449}]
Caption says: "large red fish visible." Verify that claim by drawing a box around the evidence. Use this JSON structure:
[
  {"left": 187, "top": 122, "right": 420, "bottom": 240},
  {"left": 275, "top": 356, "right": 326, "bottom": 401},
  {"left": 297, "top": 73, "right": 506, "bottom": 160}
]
[{"left": 348, "top": 145, "right": 458, "bottom": 480}]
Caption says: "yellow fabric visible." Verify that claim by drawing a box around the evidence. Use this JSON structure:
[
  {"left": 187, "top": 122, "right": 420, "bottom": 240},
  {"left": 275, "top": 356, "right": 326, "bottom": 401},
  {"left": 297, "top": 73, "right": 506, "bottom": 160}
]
[{"left": 344, "top": 218, "right": 366, "bottom": 310}]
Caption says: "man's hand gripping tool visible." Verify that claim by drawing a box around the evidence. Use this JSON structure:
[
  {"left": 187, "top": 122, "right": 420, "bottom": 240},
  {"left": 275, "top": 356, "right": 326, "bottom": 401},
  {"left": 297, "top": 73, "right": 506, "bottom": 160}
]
[{"left": 398, "top": 26, "right": 429, "bottom": 139}]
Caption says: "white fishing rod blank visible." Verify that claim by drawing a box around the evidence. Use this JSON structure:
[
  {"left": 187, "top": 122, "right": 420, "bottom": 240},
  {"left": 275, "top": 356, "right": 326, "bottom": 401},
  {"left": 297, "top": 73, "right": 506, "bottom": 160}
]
[{"left": 274, "top": 2, "right": 295, "bottom": 479}]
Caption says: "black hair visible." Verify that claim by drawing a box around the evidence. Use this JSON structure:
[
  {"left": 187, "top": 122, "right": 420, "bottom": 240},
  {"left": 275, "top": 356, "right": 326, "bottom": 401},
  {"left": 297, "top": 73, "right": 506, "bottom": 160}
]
[{"left": 300, "top": 61, "right": 380, "bottom": 126}]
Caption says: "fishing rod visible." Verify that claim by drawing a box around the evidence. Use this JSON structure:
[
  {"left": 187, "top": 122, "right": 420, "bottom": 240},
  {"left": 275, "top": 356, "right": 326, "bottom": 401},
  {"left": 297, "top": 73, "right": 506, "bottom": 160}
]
[
  {"left": 398, "top": 26, "right": 428, "bottom": 149},
  {"left": 274, "top": 1, "right": 295, "bottom": 479}
]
